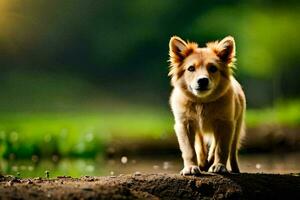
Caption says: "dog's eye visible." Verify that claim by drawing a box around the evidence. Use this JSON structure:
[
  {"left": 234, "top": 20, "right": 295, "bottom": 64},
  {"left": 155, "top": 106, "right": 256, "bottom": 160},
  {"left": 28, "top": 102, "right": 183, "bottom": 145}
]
[
  {"left": 187, "top": 65, "right": 195, "bottom": 72},
  {"left": 208, "top": 65, "right": 218, "bottom": 73}
]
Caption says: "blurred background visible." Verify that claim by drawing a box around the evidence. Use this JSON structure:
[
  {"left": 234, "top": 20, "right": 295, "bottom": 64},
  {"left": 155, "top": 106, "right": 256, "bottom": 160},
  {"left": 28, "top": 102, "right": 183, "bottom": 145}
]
[{"left": 0, "top": 0, "right": 299, "bottom": 178}]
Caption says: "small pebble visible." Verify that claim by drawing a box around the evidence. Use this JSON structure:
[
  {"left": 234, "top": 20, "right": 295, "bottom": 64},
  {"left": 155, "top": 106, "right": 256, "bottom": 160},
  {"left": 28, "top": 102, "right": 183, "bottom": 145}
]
[
  {"left": 121, "top": 156, "right": 128, "bottom": 164},
  {"left": 133, "top": 171, "right": 142, "bottom": 176},
  {"left": 255, "top": 164, "right": 261, "bottom": 169}
]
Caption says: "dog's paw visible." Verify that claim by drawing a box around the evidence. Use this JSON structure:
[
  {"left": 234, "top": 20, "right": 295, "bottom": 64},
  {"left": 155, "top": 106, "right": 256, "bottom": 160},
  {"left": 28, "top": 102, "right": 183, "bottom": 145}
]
[
  {"left": 208, "top": 163, "right": 228, "bottom": 174},
  {"left": 180, "top": 165, "right": 201, "bottom": 176}
]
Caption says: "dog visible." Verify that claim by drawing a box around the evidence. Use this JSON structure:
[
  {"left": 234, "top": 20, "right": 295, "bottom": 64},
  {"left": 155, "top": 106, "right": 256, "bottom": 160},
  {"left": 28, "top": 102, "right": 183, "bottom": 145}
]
[{"left": 168, "top": 36, "right": 246, "bottom": 175}]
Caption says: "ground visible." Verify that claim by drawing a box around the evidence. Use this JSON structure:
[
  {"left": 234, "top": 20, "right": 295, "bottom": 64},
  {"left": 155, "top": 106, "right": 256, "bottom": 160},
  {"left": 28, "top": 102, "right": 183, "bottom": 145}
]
[{"left": 1, "top": 173, "right": 299, "bottom": 199}]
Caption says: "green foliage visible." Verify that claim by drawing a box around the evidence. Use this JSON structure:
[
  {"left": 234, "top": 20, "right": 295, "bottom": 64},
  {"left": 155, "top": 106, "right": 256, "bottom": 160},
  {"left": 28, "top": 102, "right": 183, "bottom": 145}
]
[
  {"left": 189, "top": 5, "right": 300, "bottom": 78},
  {"left": 0, "top": 1, "right": 299, "bottom": 108}
]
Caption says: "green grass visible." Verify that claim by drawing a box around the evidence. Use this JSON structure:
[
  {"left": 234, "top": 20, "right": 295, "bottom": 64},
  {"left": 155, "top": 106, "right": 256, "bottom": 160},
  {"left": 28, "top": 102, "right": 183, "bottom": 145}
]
[
  {"left": 247, "top": 100, "right": 300, "bottom": 127},
  {"left": 0, "top": 100, "right": 299, "bottom": 159},
  {"left": 0, "top": 107, "right": 173, "bottom": 159}
]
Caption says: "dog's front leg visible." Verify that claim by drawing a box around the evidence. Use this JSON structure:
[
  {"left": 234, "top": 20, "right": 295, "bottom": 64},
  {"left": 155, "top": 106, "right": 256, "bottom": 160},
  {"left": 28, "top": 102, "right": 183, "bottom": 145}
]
[
  {"left": 209, "top": 120, "right": 234, "bottom": 173},
  {"left": 174, "top": 122, "right": 200, "bottom": 175}
]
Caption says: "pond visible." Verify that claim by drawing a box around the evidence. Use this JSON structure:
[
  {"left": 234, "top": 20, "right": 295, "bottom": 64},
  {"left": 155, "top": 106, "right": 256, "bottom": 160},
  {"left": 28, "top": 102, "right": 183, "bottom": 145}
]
[{"left": 1, "top": 152, "right": 299, "bottom": 178}]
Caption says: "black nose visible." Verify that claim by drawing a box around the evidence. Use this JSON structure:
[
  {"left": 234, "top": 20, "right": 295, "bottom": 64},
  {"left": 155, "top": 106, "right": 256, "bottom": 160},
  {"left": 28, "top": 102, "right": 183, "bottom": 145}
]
[{"left": 197, "top": 77, "right": 209, "bottom": 89}]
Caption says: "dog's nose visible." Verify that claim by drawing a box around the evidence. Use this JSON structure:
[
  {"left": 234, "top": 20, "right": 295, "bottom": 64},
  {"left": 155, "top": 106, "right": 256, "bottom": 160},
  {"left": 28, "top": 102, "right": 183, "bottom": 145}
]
[{"left": 197, "top": 77, "right": 209, "bottom": 89}]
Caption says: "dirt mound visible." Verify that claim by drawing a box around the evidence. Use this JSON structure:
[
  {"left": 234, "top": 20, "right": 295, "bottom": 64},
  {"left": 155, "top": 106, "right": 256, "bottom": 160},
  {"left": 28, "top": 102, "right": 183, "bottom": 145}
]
[{"left": 0, "top": 173, "right": 299, "bottom": 199}]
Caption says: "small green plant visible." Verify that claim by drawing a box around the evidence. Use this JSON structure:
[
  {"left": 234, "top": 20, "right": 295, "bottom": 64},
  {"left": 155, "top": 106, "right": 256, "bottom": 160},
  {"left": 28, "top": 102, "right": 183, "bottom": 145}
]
[{"left": 45, "top": 170, "right": 50, "bottom": 179}]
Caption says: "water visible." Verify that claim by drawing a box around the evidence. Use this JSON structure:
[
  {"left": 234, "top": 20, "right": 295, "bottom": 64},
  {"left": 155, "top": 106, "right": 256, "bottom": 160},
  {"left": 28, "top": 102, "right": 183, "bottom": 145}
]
[{"left": 1, "top": 153, "right": 299, "bottom": 178}]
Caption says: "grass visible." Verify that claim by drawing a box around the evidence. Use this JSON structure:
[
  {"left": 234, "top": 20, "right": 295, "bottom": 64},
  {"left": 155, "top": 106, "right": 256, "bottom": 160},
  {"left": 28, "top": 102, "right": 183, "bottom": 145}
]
[
  {"left": 0, "top": 107, "right": 173, "bottom": 159},
  {"left": 0, "top": 100, "right": 299, "bottom": 159},
  {"left": 247, "top": 100, "right": 300, "bottom": 127}
]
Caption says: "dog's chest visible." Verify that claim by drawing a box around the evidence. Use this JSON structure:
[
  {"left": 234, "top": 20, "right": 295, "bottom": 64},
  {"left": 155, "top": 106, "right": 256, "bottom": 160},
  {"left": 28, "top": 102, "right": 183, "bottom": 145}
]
[{"left": 187, "top": 103, "right": 212, "bottom": 131}]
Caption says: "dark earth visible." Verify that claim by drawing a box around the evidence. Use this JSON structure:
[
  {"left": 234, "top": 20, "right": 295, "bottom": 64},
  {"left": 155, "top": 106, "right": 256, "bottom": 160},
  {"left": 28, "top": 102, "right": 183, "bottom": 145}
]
[{"left": 1, "top": 173, "right": 300, "bottom": 199}]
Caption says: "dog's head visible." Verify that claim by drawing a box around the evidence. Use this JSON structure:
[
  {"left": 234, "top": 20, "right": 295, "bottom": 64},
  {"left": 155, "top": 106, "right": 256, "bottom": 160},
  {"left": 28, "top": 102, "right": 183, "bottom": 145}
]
[{"left": 168, "top": 36, "right": 236, "bottom": 101}]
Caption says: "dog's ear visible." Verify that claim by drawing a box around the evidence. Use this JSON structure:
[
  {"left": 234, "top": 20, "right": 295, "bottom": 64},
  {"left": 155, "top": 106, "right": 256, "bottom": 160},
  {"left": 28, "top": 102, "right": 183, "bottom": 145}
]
[
  {"left": 169, "top": 36, "right": 188, "bottom": 64},
  {"left": 168, "top": 36, "right": 198, "bottom": 82},
  {"left": 216, "top": 36, "right": 235, "bottom": 64},
  {"left": 169, "top": 36, "right": 197, "bottom": 66}
]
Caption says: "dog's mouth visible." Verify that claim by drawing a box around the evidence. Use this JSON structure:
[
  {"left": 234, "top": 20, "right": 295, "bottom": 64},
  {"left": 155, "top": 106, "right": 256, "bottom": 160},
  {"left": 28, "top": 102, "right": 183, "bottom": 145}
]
[
  {"left": 189, "top": 85, "right": 211, "bottom": 97},
  {"left": 195, "top": 87, "right": 209, "bottom": 91},
  {"left": 189, "top": 85, "right": 210, "bottom": 92}
]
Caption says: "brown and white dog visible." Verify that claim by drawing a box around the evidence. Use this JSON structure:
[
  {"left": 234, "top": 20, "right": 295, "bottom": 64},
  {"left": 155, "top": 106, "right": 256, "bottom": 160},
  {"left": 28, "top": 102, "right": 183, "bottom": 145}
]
[{"left": 168, "top": 36, "right": 246, "bottom": 175}]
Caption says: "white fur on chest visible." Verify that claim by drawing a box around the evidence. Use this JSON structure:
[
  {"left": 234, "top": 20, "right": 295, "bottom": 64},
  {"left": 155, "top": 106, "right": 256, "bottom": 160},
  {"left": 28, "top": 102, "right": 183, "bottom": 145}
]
[
  {"left": 186, "top": 103, "right": 213, "bottom": 133},
  {"left": 172, "top": 99, "right": 214, "bottom": 133}
]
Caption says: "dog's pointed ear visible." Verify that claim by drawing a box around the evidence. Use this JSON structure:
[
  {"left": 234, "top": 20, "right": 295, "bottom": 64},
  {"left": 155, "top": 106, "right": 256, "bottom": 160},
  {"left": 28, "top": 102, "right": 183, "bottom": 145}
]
[
  {"left": 168, "top": 36, "right": 198, "bottom": 82},
  {"left": 217, "top": 36, "right": 235, "bottom": 64},
  {"left": 169, "top": 36, "right": 188, "bottom": 55},
  {"left": 169, "top": 36, "right": 188, "bottom": 63},
  {"left": 169, "top": 36, "right": 197, "bottom": 66}
]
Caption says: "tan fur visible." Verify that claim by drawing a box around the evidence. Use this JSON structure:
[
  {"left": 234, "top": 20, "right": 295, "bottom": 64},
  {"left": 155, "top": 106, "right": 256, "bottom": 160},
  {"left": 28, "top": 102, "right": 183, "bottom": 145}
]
[{"left": 168, "top": 36, "right": 246, "bottom": 175}]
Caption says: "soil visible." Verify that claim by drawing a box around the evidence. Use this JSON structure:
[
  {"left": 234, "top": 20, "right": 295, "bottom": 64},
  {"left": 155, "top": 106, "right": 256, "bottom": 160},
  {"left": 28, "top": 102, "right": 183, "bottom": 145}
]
[{"left": 1, "top": 173, "right": 299, "bottom": 200}]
